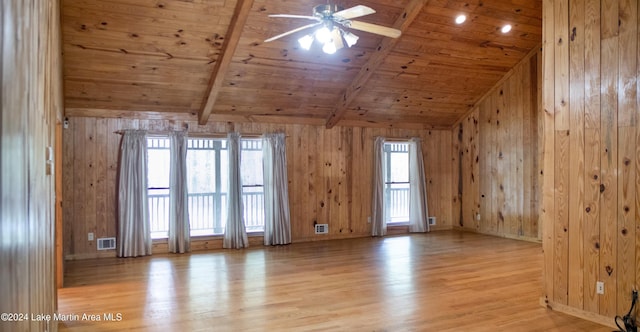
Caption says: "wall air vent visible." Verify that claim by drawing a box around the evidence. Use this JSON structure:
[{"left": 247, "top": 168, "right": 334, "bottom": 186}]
[
  {"left": 315, "top": 224, "right": 329, "bottom": 234},
  {"left": 97, "top": 237, "right": 116, "bottom": 250}
]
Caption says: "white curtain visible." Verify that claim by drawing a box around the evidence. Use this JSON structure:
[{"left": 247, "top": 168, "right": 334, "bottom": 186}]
[
  {"left": 117, "top": 130, "right": 152, "bottom": 257},
  {"left": 408, "top": 137, "right": 429, "bottom": 233},
  {"left": 168, "top": 131, "right": 191, "bottom": 253},
  {"left": 223, "top": 132, "right": 249, "bottom": 249},
  {"left": 263, "top": 133, "right": 291, "bottom": 245},
  {"left": 371, "top": 137, "right": 386, "bottom": 236}
]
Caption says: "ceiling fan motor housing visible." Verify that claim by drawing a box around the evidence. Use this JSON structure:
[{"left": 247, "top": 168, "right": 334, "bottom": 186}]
[{"left": 313, "top": 4, "right": 344, "bottom": 19}]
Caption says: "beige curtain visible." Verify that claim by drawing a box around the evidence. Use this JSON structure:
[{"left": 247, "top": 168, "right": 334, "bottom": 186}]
[
  {"left": 168, "top": 131, "right": 191, "bottom": 253},
  {"left": 117, "top": 130, "right": 152, "bottom": 257},
  {"left": 408, "top": 137, "right": 429, "bottom": 233},
  {"left": 263, "top": 133, "right": 291, "bottom": 245},
  {"left": 371, "top": 137, "right": 386, "bottom": 236},
  {"left": 223, "top": 132, "right": 249, "bottom": 249}
]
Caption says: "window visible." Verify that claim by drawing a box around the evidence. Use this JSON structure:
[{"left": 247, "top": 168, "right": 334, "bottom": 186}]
[
  {"left": 384, "top": 142, "right": 410, "bottom": 224},
  {"left": 147, "top": 137, "right": 264, "bottom": 239}
]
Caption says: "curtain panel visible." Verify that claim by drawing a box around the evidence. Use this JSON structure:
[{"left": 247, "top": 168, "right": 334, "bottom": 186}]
[
  {"left": 408, "top": 137, "right": 429, "bottom": 233},
  {"left": 371, "top": 137, "right": 386, "bottom": 236},
  {"left": 168, "top": 131, "right": 191, "bottom": 253},
  {"left": 117, "top": 130, "right": 152, "bottom": 257},
  {"left": 262, "top": 133, "right": 292, "bottom": 245},
  {"left": 223, "top": 132, "right": 249, "bottom": 249}
]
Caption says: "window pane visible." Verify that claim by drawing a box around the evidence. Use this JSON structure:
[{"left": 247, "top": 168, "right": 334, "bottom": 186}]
[
  {"left": 389, "top": 153, "right": 409, "bottom": 182},
  {"left": 186, "top": 139, "right": 218, "bottom": 194},
  {"left": 187, "top": 139, "right": 226, "bottom": 236},
  {"left": 241, "top": 139, "right": 264, "bottom": 232},
  {"left": 386, "top": 183, "right": 409, "bottom": 223},
  {"left": 147, "top": 138, "right": 170, "bottom": 188},
  {"left": 241, "top": 139, "right": 263, "bottom": 186},
  {"left": 384, "top": 142, "right": 410, "bottom": 224},
  {"left": 387, "top": 143, "right": 409, "bottom": 183},
  {"left": 147, "top": 138, "right": 170, "bottom": 239}
]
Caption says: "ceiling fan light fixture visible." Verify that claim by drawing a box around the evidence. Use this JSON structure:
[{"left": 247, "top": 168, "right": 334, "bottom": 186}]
[
  {"left": 322, "top": 41, "right": 337, "bottom": 54},
  {"left": 342, "top": 30, "right": 359, "bottom": 47},
  {"left": 315, "top": 26, "right": 333, "bottom": 44},
  {"left": 298, "top": 34, "right": 314, "bottom": 50}
]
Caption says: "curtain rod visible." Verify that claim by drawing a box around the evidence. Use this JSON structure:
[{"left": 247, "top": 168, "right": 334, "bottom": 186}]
[
  {"left": 113, "top": 130, "right": 281, "bottom": 138},
  {"left": 373, "top": 136, "right": 418, "bottom": 142},
  {"left": 113, "top": 130, "right": 180, "bottom": 135}
]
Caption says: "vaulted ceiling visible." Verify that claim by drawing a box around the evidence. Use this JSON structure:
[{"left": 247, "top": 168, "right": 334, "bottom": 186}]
[{"left": 61, "top": 0, "right": 542, "bottom": 129}]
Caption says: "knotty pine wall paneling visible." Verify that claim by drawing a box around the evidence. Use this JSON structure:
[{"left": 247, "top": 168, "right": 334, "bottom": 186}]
[
  {"left": 454, "top": 49, "right": 542, "bottom": 242},
  {"left": 567, "top": 0, "right": 586, "bottom": 310},
  {"left": 541, "top": 0, "right": 640, "bottom": 326},
  {"left": 62, "top": 120, "right": 453, "bottom": 259},
  {"left": 615, "top": 0, "right": 637, "bottom": 317},
  {"left": 1, "top": 0, "right": 63, "bottom": 331}
]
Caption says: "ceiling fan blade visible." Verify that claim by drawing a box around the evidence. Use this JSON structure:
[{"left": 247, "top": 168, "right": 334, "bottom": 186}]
[
  {"left": 264, "top": 22, "right": 322, "bottom": 42},
  {"left": 333, "top": 5, "right": 376, "bottom": 20},
  {"left": 331, "top": 27, "right": 344, "bottom": 50},
  {"left": 344, "top": 20, "right": 402, "bottom": 38},
  {"left": 268, "top": 14, "right": 320, "bottom": 21}
]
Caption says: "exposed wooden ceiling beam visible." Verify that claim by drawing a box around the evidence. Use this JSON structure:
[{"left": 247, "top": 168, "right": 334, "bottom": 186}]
[
  {"left": 325, "top": 0, "right": 428, "bottom": 129},
  {"left": 198, "top": 0, "right": 254, "bottom": 125}
]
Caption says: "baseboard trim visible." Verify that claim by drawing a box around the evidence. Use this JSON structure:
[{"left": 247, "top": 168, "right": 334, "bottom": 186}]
[
  {"left": 65, "top": 228, "right": 457, "bottom": 260},
  {"left": 65, "top": 251, "right": 117, "bottom": 260},
  {"left": 540, "top": 297, "right": 616, "bottom": 329},
  {"left": 453, "top": 226, "right": 542, "bottom": 243}
]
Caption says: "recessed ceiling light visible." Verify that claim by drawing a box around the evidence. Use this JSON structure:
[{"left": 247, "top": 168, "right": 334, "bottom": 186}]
[
  {"left": 501, "top": 24, "right": 512, "bottom": 33},
  {"left": 455, "top": 14, "right": 466, "bottom": 24}
]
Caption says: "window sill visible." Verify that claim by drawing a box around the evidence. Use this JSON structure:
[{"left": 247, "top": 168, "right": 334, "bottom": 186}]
[{"left": 387, "top": 222, "right": 409, "bottom": 227}]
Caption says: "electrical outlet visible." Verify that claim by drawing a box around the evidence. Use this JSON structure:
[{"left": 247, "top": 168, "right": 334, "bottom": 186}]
[
  {"left": 596, "top": 281, "right": 604, "bottom": 295},
  {"left": 88, "top": 232, "right": 94, "bottom": 241},
  {"left": 367, "top": 216, "right": 371, "bottom": 223}
]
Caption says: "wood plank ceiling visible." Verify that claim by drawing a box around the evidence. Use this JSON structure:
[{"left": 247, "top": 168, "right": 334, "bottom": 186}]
[{"left": 62, "top": 0, "right": 542, "bottom": 129}]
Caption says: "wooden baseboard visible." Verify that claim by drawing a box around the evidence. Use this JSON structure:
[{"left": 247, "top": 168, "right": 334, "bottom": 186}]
[
  {"left": 66, "top": 235, "right": 265, "bottom": 260},
  {"left": 65, "top": 228, "right": 456, "bottom": 260},
  {"left": 153, "top": 235, "right": 265, "bottom": 252},
  {"left": 293, "top": 232, "right": 371, "bottom": 243},
  {"left": 540, "top": 297, "right": 616, "bottom": 329},
  {"left": 453, "top": 226, "right": 542, "bottom": 243},
  {"left": 65, "top": 251, "right": 117, "bottom": 260},
  {"left": 428, "top": 225, "right": 453, "bottom": 231},
  {"left": 387, "top": 225, "right": 409, "bottom": 235}
]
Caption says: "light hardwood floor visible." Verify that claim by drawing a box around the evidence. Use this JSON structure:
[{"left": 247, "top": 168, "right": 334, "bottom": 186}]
[{"left": 58, "top": 231, "right": 610, "bottom": 331}]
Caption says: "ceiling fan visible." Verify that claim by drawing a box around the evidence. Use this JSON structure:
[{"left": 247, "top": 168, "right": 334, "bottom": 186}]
[{"left": 264, "top": 4, "right": 401, "bottom": 54}]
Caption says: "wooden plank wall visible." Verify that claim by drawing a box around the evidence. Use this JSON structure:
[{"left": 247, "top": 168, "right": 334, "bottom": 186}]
[
  {"left": 0, "top": 0, "right": 63, "bottom": 331},
  {"left": 454, "top": 49, "right": 542, "bottom": 242},
  {"left": 62, "top": 119, "right": 453, "bottom": 259},
  {"left": 541, "top": 0, "right": 640, "bottom": 323}
]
